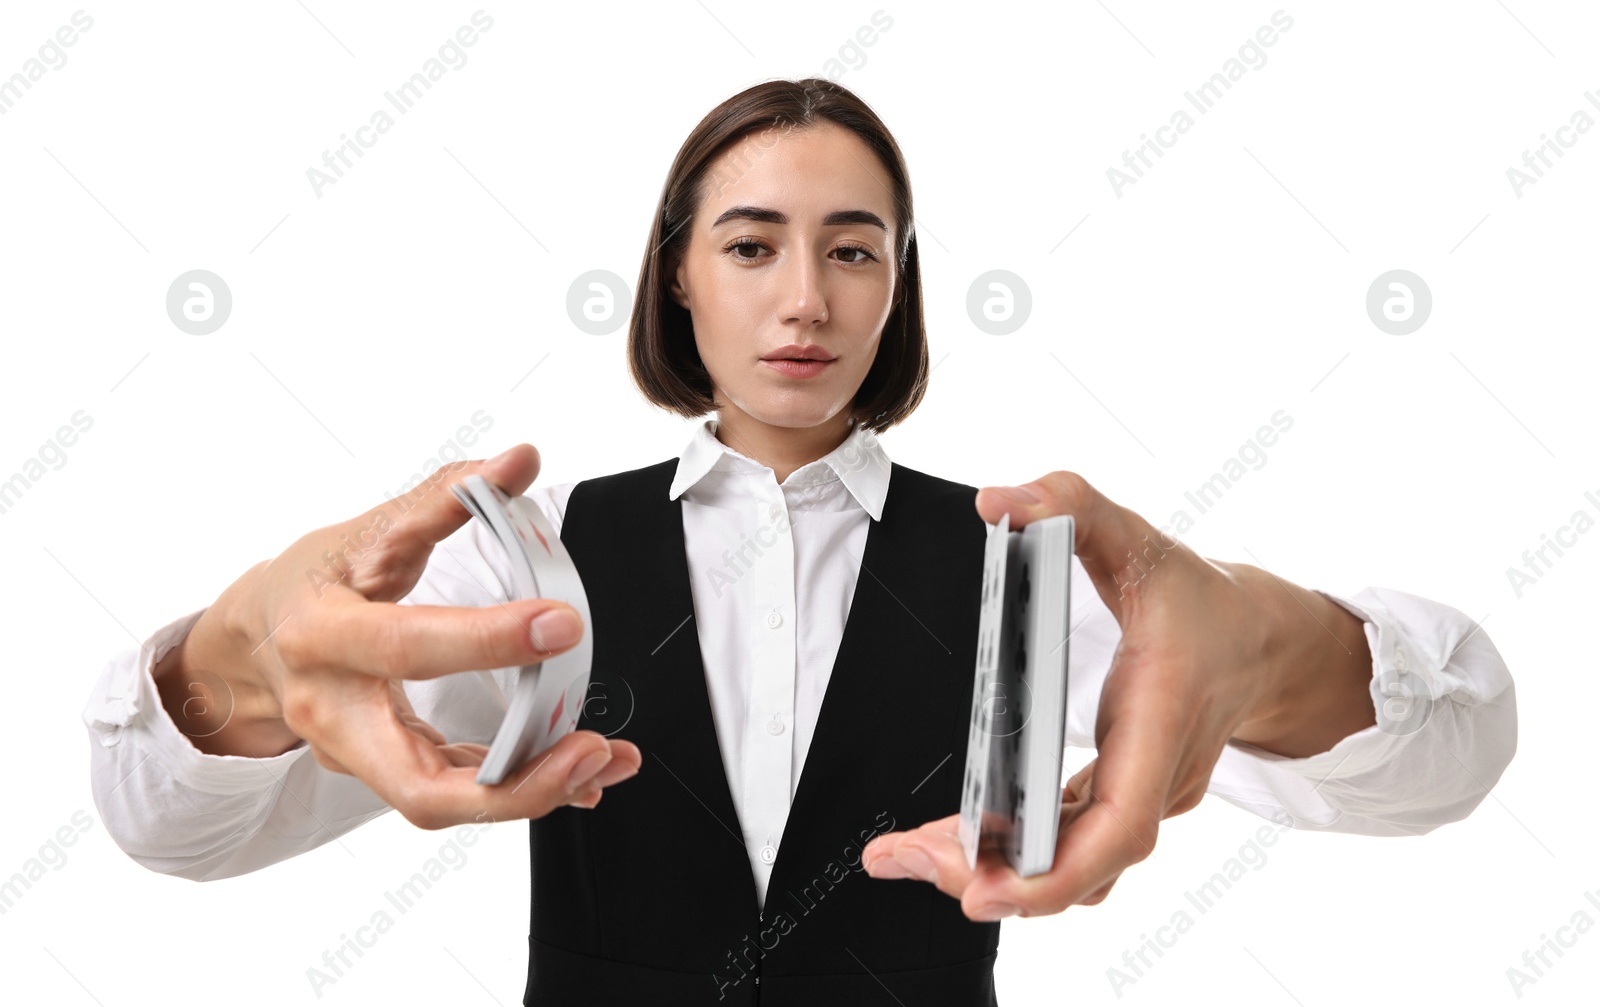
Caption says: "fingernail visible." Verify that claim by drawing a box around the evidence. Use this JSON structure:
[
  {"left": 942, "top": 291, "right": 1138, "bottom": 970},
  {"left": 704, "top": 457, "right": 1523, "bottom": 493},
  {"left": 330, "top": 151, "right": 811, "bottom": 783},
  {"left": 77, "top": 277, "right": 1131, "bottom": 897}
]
[
  {"left": 593, "top": 758, "right": 639, "bottom": 788},
  {"left": 866, "top": 855, "right": 914, "bottom": 879},
  {"left": 531, "top": 609, "right": 581, "bottom": 652},
  {"left": 567, "top": 750, "right": 612, "bottom": 794},
  {"left": 895, "top": 846, "right": 938, "bottom": 883},
  {"left": 971, "top": 902, "right": 1019, "bottom": 921},
  {"left": 994, "top": 485, "right": 1040, "bottom": 505}
]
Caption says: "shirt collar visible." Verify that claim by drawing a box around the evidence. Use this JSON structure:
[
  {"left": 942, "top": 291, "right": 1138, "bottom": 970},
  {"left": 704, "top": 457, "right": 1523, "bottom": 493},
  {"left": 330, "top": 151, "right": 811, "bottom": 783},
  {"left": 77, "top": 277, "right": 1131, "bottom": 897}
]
[{"left": 667, "top": 416, "right": 892, "bottom": 521}]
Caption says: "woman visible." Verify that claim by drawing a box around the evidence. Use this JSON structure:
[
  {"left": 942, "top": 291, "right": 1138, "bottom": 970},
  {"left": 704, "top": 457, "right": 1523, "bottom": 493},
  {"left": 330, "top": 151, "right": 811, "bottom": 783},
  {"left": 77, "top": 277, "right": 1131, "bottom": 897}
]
[{"left": 84, "top": 78, "right": 1517, "bottom": 1005}]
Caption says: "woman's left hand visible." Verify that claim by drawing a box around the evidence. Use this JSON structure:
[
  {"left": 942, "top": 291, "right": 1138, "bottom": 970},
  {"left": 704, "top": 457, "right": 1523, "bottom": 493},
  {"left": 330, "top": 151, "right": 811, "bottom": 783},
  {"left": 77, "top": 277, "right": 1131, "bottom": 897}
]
[{"left": 860, "top": 471, "right": 1374, "bottom": 921}]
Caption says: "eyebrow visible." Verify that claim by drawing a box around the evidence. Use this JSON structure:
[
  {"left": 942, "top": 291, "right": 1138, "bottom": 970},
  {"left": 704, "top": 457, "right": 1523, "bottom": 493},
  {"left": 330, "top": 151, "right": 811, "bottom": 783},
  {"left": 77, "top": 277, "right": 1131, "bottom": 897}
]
[{"left": 710, "top": 205, "right": 888, "bottom": 232}]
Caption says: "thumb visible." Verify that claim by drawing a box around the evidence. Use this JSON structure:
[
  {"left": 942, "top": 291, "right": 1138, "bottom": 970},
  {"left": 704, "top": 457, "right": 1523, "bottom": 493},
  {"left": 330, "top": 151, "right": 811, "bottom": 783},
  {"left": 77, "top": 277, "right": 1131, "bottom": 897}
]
[
  {"left": 382, "top": 443, "right": 542, "bottom": 551},
  {"left": 325, "top": 444, "right": 543, "bottom": 603},
  {"left": 975, "top": 472, "right": 1175, "bottom": 622}
]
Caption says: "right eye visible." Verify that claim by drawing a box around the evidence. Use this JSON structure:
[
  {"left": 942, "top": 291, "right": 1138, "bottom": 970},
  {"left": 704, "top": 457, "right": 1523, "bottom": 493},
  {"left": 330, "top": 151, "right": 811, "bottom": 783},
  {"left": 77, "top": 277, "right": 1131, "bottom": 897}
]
[{"left": 724, "top": 239, "right": 772, "bottom": 263}]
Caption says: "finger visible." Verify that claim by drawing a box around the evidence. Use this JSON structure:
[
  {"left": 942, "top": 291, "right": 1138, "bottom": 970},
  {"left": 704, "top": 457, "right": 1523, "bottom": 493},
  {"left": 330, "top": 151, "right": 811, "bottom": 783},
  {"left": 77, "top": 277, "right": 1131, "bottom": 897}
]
[
  {"left": 381, "top": 445, "right": 543, "bottom": 555},
  {"left": 300, "top": 446, "right": 543, "bottom": 606},
  {"left": 288, "top": 597, "right": 585, "bottom": 681},
  {"left": 960, "top": 708, "right": 1179, "bottom": 916},
  {"left": 438, "top": 743, "right": 488, "bottom": 768},
  {"left": 864, "top": 808, "right": 1003, "bottom": 858},
  {"left": 498, "top": 737, "right": 642, "bottom": 813},
  {"left": 863, "top": 854, "right": 917, "bottom": 879},
  {"left": 891, "top": 827, "right": 983, "bottom": 901},
  {"left": 591, "top": 743, "right": 644, "bottom": 788},
  {"left": 863, "top": 815, "right": 982, "bottom": 898},
  {"left": 973, "top": 471, "right": 1181, "bottom": 623},
  {"left": 1081, "top": 877, "right": 1119, "bottom": 906},
  {"left": 299, "top": 677, "right": 640, "bottom": 827},
  {"left": 391, "top": 683, "right": 451, "bottom": 746},
  {"left": 863, "top": 812, "right": 960, "bottom": 869},
  {"left": 1063, "top": 758, "right": 1097, "bottom": 805}
]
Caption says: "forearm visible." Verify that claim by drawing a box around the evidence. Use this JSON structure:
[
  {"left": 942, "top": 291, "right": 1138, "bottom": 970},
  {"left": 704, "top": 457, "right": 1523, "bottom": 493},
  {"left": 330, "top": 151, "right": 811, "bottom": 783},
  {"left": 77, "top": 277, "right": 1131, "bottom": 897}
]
[
  {"left": 1224, "top": 562, "right": 1376, "bottom": 759},
  {"left": 85, "top": 610, "right": 388, "bottom": 880},
  {"left": 1207, "top": 583, "right": 1516, "bottom": 836}
]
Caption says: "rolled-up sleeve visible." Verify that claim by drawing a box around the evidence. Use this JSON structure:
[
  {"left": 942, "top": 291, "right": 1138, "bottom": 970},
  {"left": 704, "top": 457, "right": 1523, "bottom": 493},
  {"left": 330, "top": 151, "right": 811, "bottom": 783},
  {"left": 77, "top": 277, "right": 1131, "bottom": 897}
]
[
  {"left": 81, "top": 607, "right": 389, "bottom": 881},
  {"left": 1206, "top": 586, "right": 1517, "bottom": 836},
  {"left": 1062, "top": 560, "right": 1518, "bottom": 837}
]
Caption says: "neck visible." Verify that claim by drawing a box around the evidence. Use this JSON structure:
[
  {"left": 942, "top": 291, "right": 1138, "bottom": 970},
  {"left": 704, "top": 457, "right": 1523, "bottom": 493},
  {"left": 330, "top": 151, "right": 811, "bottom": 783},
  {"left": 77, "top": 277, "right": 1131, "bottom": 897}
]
[{"left": 712, "top": 406, "right": 854, "bottom": 484}]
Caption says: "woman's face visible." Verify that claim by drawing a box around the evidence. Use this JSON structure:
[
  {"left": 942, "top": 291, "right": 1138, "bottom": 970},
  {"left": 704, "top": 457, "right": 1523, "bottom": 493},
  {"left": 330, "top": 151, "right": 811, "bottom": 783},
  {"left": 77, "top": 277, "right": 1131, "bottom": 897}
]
[{"left": 670, "top": 121, "right": 899, "bottom": 433}]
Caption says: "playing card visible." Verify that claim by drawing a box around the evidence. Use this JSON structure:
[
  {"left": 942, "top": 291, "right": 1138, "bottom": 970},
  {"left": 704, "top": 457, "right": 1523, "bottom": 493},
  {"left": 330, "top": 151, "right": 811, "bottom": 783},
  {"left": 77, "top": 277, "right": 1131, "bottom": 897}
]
[
  {"left": 958, "top": 512, "right": 1074, "bottom": 876},
  {"left": 451, "top": 474, "right": 594, "bottom": 786},
  {"left": 959, "top": 513, "right": 1013, "bottom": 870},
  {"left": 1006, "top": 513, "right": 1073, "bottom": 875}
]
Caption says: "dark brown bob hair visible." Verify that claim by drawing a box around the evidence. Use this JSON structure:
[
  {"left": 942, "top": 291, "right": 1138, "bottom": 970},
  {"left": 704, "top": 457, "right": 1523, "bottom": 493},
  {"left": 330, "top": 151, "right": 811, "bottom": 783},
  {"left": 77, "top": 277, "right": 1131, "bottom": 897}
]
[{"left": 627, "top": 77, "right": 928, "bottom": 433}]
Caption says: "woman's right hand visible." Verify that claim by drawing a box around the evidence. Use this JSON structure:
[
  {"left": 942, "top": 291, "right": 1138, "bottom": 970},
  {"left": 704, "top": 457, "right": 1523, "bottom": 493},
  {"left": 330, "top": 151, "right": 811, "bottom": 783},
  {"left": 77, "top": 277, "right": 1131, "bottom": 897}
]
[{"left": 152, "top": 444, "right": 640, "bottom": 828}]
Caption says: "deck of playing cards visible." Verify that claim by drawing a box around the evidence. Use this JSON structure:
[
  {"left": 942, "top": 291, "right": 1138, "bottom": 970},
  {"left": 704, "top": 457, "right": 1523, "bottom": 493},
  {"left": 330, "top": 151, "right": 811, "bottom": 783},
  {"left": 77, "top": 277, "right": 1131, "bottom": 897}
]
[
  {"left": 450, "top": 474, "right": 594, "bottom": 786},
  {"left": 957, "top": 512, "right": 1074, "bottom": 877}
]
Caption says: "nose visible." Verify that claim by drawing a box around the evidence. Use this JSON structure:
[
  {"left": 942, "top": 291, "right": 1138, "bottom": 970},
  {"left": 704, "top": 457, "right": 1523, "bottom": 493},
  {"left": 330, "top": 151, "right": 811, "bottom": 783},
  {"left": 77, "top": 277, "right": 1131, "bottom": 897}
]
[{"left": 782, "top": 253, "right": 828, "bottom": 326}]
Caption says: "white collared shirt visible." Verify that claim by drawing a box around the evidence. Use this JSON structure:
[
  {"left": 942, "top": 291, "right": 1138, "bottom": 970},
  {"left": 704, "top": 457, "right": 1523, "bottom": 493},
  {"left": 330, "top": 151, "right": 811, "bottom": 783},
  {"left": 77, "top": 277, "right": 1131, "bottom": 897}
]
[
  {"left": 665, "top": 416, "right": 890, "bottom": 906},
  {"left": 81, "top": 417, "right": 1518, "bottom": 910}
]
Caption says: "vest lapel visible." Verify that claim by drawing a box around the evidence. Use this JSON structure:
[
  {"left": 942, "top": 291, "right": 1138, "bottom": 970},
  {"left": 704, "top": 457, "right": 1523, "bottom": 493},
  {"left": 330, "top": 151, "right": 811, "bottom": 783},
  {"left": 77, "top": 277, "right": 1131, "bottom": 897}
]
[
  {"left": 649, "top": 461, "right": 910, "bottom": 913},
  {"left": 644, "top": 465, "right": 898, "bottom": 911},
  {"left": 637, "top": 471, "right": 761, "bottom": 909},
  {"left": 763, "top": 462, "right": 970, "bottom": 912}
]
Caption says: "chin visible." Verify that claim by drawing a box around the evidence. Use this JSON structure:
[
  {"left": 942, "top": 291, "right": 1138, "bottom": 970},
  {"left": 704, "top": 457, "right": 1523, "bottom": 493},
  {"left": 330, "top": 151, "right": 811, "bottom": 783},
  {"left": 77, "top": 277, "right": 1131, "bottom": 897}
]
[
  {"left": 755, "top": 409, "right": 837, "bottom": 429},
  {"left": 727, "top": 394, "right": 844, "bottom": 430}
]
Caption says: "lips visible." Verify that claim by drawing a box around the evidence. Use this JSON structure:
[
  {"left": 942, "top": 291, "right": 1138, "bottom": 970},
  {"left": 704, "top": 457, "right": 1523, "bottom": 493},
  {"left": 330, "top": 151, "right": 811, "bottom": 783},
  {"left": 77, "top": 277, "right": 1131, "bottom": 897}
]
[
  {"left": 762, "top": 358, "right": 833, "bottom": 378},
  {"left": 762, "top": 343, "right": 836, "bottom": 362}
]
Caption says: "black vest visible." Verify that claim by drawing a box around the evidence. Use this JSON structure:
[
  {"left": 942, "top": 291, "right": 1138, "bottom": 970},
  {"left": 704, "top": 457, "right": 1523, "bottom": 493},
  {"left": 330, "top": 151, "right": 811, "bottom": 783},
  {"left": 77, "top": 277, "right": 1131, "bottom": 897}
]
[{"left": 527, "top": 458, "right": 1001, "bottom": 1005}]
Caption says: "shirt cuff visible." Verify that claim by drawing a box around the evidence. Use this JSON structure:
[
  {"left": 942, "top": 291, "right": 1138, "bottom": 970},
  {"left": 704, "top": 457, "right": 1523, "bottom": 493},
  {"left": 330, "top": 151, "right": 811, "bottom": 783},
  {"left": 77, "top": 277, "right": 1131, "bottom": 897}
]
[
  {"left": 81, "top": 607, "right": 310, "bottom": 795},
  {"left": 1202, "top": 584, "right": 1510, "bottom": 835},
  {"left": 1220, "top": 589, "right": 1425, "bottom": 792}
]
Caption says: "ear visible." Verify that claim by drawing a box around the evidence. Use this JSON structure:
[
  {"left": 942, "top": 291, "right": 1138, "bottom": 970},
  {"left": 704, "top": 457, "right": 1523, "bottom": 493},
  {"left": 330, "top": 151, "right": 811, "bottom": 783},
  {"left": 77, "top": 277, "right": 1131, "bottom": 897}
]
[{"left": 668, "top": 254, "right": 690, "bottom": 311}]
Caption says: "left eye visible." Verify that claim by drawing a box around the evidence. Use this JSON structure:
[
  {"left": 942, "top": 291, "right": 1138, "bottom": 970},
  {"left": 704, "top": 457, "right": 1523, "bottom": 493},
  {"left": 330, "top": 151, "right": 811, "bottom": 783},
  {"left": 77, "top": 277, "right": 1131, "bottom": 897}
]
[{"left": 724, "top": 241, "right": 874, "bottom": 264}]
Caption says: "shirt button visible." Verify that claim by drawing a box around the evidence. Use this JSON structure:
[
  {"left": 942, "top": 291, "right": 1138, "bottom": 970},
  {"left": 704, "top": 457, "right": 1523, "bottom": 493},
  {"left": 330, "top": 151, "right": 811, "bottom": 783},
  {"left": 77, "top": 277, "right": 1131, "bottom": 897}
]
[
  {"left": 769, "top": 503, "right": 783, "bottom": 520},
  {"left": 760, "top": 845, "right": 776, "bottom": 864},
  {"left": 766, "top": 718, "right": 786, "bottom": 736},
  {"left": 765, "top": 610, "right": 782, "bottom": 629}
]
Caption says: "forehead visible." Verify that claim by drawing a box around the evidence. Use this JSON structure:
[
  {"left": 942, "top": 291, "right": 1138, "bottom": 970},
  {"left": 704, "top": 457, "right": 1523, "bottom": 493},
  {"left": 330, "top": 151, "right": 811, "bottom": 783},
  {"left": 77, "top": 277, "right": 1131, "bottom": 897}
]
[{"left": 697, "top": 121, "right": 896, "bottom": 228}]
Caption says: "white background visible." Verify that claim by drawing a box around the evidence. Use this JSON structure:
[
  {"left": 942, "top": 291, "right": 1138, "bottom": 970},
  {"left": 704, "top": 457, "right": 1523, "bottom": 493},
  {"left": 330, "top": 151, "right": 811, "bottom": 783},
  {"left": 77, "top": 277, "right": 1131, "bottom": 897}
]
[{"left": 1, "top": 2, "right": 1595, "bottom": 1004}]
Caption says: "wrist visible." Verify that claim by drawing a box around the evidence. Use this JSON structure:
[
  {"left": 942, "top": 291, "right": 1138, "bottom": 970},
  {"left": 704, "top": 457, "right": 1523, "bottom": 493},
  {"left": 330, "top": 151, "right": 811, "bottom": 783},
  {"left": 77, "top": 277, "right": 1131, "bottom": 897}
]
[
  {"left": 1228, "top": 566, "right": 1375, "bottom": 758},
  {"left": 154, "top": 577, "right": 299, "bottom": 757}
]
